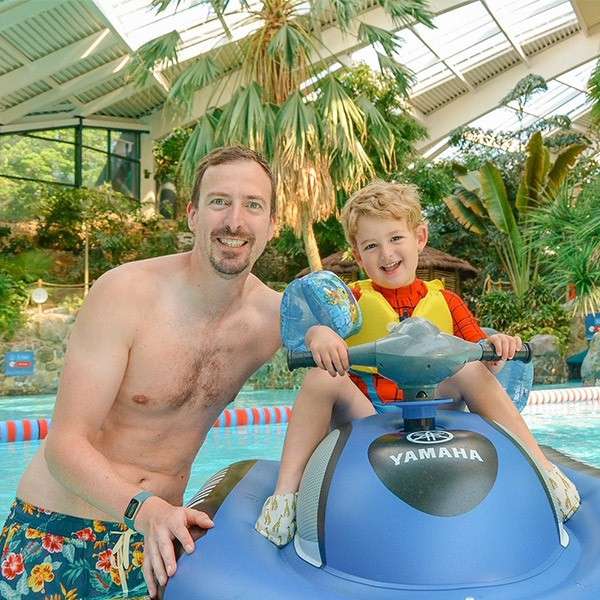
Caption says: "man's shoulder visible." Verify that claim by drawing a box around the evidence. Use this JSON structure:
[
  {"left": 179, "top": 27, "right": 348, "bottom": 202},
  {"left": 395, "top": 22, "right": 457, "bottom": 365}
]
[
  {"left": 246, "top": 274, "right": 281, "bottom": 314},
  {"left": 94, "top": 254, "right": 184, "bottom": 296}
]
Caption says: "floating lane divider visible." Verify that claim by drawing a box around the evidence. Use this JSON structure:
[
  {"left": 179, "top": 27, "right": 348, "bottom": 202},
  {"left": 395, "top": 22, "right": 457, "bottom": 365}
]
[
  {"left": 0, "top": 405, "right": 294, "bottom": 443},
  {"left": 2, "top": 388, "right": 600, "bottom": 443}
]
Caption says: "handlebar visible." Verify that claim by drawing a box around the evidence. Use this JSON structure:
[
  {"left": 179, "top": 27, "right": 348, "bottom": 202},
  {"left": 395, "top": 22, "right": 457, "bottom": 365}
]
[{"left": 287, "top": 341, "right": 533, "bottom": 372}]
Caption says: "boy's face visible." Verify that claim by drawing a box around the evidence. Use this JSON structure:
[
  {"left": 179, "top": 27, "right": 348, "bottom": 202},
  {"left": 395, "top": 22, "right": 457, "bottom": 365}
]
[{"left": 353, "top": 215, "right": 428, "bottom": 289}]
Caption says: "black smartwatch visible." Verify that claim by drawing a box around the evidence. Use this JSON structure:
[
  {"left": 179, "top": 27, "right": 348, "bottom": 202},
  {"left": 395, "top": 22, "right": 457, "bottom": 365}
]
[{"left": 124, "top": 491, "right": 154, "bottom": 531}]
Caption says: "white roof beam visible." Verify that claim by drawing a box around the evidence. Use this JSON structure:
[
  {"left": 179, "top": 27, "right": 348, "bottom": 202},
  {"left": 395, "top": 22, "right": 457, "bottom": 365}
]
[
  {"left": 0, "top": 56, "right": 131, "bottom": 124},
  {"left": 0, "top": 0, "right": 68, "bottom": 32},
  {"left": 0, "top": 29, "right": 115, "bottom": 98},
  {"left": 409, "top": 27, "right": 474, "bottom": 90},
  {"left": 147, "top": 0, "right": 470, "bottom": 139},
  {"left": 416, "top": 30, "right": 600, "bottom": 152},
  {"left": 74, "top": 82, "right": 151, "bottom": 117},
  {"left": 570, "top": 0, "right": 600, "bottom": 35},
  {"left": 481, "top": 0, "right": 529, "bottom": 65}
]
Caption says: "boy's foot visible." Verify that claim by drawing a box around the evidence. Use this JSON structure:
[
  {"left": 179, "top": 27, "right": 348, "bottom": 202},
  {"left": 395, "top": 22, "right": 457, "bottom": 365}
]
[
  {"left": 547, "top": 464, "right": 580, "bottom": 522},
  {"left": 255, "top": 492, "right": 297, "bottom": 547}
]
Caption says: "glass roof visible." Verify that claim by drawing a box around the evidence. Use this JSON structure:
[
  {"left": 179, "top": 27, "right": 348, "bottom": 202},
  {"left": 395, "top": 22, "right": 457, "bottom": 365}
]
[{"left": 433, "top": 57, "right": 596, "bottom": 160}]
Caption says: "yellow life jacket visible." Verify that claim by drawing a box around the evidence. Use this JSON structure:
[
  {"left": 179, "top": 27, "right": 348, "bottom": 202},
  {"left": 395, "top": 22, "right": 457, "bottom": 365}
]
[{"left": 346, "top": 279, "right": 453, "bottom": 373}]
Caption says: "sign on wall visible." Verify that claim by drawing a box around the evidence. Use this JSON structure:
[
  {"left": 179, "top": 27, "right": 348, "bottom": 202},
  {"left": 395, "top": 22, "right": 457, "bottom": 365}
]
[{"left": 4, "top": 351, "right": 35, "bottom": 376}]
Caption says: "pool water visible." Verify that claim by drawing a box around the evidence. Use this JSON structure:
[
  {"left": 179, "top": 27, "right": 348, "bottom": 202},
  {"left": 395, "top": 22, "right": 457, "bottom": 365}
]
[{"left": 0, "top": 392, "right": 599, "bottom": 525}]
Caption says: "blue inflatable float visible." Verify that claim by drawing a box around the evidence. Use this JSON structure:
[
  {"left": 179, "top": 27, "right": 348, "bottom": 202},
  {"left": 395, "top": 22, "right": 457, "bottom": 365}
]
[{"left": 164, "top": 316, "right": 600, "bottom": 599}]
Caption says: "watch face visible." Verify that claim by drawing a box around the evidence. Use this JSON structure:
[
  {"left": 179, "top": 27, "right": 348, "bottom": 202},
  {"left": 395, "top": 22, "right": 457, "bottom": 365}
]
[{"left": 125, "top": 499, "right": 140, "bottom": 519}]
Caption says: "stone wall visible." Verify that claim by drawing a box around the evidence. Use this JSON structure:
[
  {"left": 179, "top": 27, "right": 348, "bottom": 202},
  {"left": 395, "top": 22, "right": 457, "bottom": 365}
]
[{"left": 0, "top": 310, "right": 75, "bottom": 396}]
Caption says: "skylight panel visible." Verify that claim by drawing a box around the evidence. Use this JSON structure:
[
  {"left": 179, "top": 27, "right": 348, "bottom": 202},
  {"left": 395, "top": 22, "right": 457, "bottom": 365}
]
[
  {"left": 557, "top": 59, "right": 598, "bottom": 93},
  {"left": 414, "top": 2, "right": 509, "bottom": 74},
  {"left": 485, "top": 0, "right": 577, "bottom": 45}
]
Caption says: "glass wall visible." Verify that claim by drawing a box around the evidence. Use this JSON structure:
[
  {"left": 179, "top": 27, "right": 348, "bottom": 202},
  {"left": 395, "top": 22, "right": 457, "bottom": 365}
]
[{"left": 0, "top": 124, "right": 141, "bottom": 220}]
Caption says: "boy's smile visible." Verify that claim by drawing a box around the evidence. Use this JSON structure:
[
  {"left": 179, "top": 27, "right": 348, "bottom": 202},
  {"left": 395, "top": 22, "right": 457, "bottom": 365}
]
[{"left": 354, "top": 215, "right": 428, "bottom": 289}]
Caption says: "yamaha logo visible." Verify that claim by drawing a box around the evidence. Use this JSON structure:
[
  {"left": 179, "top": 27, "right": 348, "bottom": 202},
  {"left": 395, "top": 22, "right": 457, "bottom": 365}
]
[{"left": 406, "top": 430, "right": 454, "bottom": 444}]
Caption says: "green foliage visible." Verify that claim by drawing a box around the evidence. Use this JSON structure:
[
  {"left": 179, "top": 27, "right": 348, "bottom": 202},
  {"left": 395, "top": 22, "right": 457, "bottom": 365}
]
[
  {"left": 0, "top": 273, "right": 28, "bottom": 340},
  {"left": 475, "top": 285, "right": 571, "bottom": 352},
  {"left": 528, "top": 180, "right": 600, "bottom": 316},
  {"left": 0, "top": 249, "right": 54, "bottom": 283},
  {"left": 589, "top": 58, "right": 600, "bottom": 126},
  {"left": 444, "top": 131, "right": 586, "bottom": 298}
]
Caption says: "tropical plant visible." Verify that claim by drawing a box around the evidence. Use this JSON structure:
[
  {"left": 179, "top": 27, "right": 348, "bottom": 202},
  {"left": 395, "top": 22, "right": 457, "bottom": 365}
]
[
  {"left": 0, "top": 273, "right": 28, "bottom": 340},
  {"left": 131, "top": 0, "right": 434, "bottom": 270},
  {"left": 444, "top": 131, "right": 587, "bottom": 298},
  {"left": 475, "top": 284, "right": 571, "bottom": 352},
  {"left": 528, "top": 179, "right": 600, "bottom": 316}
]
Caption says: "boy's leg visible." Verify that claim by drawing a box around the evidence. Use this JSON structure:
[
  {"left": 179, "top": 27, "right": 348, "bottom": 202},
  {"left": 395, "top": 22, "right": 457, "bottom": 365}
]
[
  {"left": 256, "top": 368, "right": 374, "bottom": 546},
  {"left": 439, "top": 362, "right": 580, "bottom": 521},
  {"left": 275, "top": 368, "right": 375, "bottom": 495}
]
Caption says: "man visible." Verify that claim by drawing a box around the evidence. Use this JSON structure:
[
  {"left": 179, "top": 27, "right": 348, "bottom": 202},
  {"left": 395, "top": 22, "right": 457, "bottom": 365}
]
[{"left": 2, "top": 146, "right": 281, "bottom": 599}]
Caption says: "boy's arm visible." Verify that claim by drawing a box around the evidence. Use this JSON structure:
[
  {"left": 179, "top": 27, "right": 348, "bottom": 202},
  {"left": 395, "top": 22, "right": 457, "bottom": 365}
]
[
  {"left": 442, "top": 290, "right": 522, "bottom": 372},
  {"left": 305, "top": 325, "right": 350, "bottom": 377}
]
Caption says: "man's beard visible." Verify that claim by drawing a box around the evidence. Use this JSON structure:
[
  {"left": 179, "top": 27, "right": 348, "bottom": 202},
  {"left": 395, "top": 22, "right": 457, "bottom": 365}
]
[{"left": 208, "top": 226, "right": 256, "bottom": 277}]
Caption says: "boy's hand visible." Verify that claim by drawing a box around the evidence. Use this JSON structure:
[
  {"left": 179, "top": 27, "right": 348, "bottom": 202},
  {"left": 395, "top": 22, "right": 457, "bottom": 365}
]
[
  {"left": 305, "top": 325, "right": 350, "bottom": 377},
  {"left": 485, "top": 333, "right": 523, "bottom": 374}
]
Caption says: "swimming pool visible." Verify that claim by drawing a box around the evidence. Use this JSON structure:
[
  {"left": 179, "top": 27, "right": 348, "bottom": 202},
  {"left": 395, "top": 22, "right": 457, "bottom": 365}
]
[{"left": 1, "top": 392, "right": 599, "bottom": 524}]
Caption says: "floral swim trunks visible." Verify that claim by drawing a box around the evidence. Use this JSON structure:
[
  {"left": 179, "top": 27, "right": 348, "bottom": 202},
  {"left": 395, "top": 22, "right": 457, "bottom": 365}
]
[{"left": 0, "top": 498, "right": 148, "bottom": 599}]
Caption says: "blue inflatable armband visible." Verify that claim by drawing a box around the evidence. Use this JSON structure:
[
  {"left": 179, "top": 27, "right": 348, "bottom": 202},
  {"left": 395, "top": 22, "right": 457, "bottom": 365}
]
[
  {"left": 281, "top": 271, "right": 363, "bottom": 351},
  {"left": 483, "top": 328, "right": 533, "bottom": 412}
]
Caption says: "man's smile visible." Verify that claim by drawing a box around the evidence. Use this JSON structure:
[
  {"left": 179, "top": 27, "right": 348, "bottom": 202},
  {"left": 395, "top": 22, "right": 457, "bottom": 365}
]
[{"left": 216, "top": 237, "right": 249, "bottom": 248}]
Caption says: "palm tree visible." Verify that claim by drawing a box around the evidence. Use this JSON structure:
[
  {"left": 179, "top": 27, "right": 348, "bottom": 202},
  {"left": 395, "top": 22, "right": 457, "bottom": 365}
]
[
  {"left": 444, "top": 132, "right": 587, "bottom": 298},
  {"left": 131, "top": 0, "right": 434, "bottom": 270},
  {"left": 589, "top": 58, "right": 600, "bottom": 127}
]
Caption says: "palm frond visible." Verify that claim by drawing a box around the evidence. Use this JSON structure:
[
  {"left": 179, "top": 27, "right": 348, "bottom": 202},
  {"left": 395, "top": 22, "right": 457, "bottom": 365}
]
[
  {"left": 443, "top": 194, "right": 486, "bottom": 235},
  {"left": 515, "top": 131, "right": 546, "bottom": 214},
  {"left": 267, "top": 23, "right": 313, "bottom": 69},
  {"left": 275, "top": 91, "right": 317, "bottom": 160},
  {"left": 377, "top": 0, "right": 434, "bottom": 28},
  {"left": 376, "top": 53, "right": 413, "bottom": 96},
  {"left": 588, "top": 58, "right": 600, "bottom": 126},
  {"left": 357, "top": 23, "right": 402, "bottom": 57},
  {"left": 354, "top": 94, "right": 395, "bottom": 169},
  {"left": 168, "top": 56, "right": 222, "bottom": 110},
  {"left": 127, "top": 31, "right": 181, "bottom": 87},
  {"left": 179, "top": 109, "right": 221, "bottom": 185},
  {"left": 216, "top": 82, "right": 271, "bottom": 152},
  {"left": 317, "top": 75, "right": 367, "bottom": 156},
  {"left": 479, "top": 162, "right": 520, "bottom": 250},
  {"left": 543, "top": 143, "right": 587, "bottom": 198},
  {"left": 310, "top": 0, "right": 362, "bottom": 34}
]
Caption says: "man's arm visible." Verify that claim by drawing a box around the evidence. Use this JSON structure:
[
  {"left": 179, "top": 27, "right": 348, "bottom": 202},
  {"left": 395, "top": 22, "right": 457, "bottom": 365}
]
[{"left": 44, "top": 267, "right": 212, "bottom": 598}]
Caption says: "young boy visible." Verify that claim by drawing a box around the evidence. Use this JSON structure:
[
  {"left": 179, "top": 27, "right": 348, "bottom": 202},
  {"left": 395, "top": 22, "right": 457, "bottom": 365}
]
[{"left": 256, "top": 182, "right": 580, "bottom": 546}]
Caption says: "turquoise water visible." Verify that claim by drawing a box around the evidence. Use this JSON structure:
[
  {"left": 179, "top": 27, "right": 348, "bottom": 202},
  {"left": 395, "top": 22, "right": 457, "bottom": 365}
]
[{"left": 1, "top": 391, "right": 599, "bottom": 525}]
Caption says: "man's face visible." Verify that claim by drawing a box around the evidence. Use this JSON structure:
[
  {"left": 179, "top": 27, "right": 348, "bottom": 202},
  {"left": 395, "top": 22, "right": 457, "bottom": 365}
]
[
  {"left": 354, "top": 215, "right": 427, "bottom": 289},
  {"left": 187, "top": 160, "right": 275, "bottom": 278}
]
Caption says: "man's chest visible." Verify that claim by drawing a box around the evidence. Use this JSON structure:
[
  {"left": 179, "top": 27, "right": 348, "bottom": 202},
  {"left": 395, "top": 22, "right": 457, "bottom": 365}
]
[{"left": 122, "top": 318, "right": 272, "bottom": 411}]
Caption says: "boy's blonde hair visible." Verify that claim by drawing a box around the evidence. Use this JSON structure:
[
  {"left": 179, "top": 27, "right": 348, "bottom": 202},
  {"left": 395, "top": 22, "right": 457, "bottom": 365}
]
[{"left": 341, "top": 181, "right": 425, "bottom": 247}]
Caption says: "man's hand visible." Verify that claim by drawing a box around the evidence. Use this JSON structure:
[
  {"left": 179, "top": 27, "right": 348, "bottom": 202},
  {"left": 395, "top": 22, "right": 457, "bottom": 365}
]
[
  {"left": 305, "top": 325, "right": 350, "bottom": 377},
  {"left": 135, "top": 496, "right": 214, "bottom": 598},
  {"left": 485, "top": 333, "right": 523, "bottom": 374}
]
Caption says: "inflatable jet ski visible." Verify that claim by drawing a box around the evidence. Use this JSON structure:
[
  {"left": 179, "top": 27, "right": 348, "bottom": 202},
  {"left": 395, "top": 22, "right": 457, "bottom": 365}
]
[{"left": 165, "top": 318, "right": 600, "bottom": 599}]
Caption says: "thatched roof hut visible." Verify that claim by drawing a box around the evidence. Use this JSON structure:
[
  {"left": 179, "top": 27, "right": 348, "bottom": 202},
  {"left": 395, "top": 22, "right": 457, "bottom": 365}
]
[{"left": 296, "top": 247, "right": 478, "bottom": 294}]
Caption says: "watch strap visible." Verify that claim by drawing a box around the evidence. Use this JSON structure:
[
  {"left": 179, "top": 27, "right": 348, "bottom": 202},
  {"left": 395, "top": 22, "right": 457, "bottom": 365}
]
[{"left": 124, "top": 491, "right": 154, "bottom": 531}]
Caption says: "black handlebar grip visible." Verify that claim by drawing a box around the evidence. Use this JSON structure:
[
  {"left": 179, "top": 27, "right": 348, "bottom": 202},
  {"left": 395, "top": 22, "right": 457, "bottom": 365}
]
[
  {"left": 479, "top": 341, "right": 533, "bottom": 363},
  {"left": 287, "top": 350, "right": 317, "bottom": 371}
]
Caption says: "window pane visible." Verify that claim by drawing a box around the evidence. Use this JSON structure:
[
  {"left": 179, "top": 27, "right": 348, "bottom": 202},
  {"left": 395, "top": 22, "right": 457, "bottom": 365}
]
[
  {"left": 110, "top": 130, "right": 138, "bottom": 159},
  {"left": 82, "top": 128, "right": 109, "bottom": 152},
  {"left": 0, "top": 134, "right": 74, "bottom": 185},
  {"left": 111, "top": 156, "right": 139, "bottom": 199},
  {"left": 82, "top": 147, "right": 109, "bottom": 188}
]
